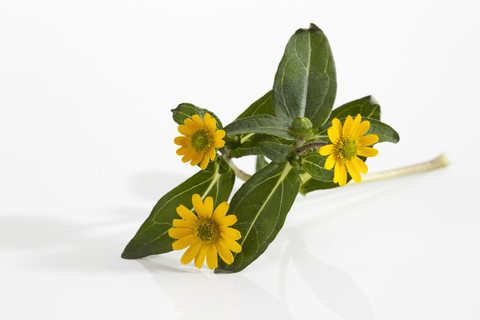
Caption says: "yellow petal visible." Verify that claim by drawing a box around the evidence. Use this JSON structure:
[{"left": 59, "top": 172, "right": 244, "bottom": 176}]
[
  {"left": 221, "top": 237, "right": 242, "bottom": 253},
  {"left": 176, "top": 205, "right": 198, "bottom": 221},
  {"left": 206, "top": 244, "right": 218, "bottom": 269},
  {"left": 334, "top": 161, "right": 347, "bottom": 186},
  {"left": 352, "top": 156, "right": 368, "bottom": 174},
  {"left": 208, "top": 147, "right": 216, "bottom": 161},
  {"left": 168, "top": 227, "right": 193, "bottom": 239},
  {"left": 319, "top": 144, "right": 335, "bottom": 156},
  {"left": 203, "top": 196, "right": 214, "bottom": 218},
  {"left": 190, "top": 152, "right": 203, "bottom": 166},
  {"left": 178, "top": 124, "right": 194, "bottom": 136},
  {"left": 172, "top": 234, "right": 196, "bottom": 250},
  {"left": 192, "top": 194, "right": 208, "bottom": 218},
  {"left": 325, "top": 154, "right": 336, "bottom": 170},
  {"left": 328, "top": 118, "right": 342, "bottom": 144},
  {"left": 215, "top": 241, "right": 234, "bottom": 265},
  {"left": 204, "top": 113, "right": 216, "bottom": 134},
  {"left": 173, "top": 219, "right": 196, "bottom": 229},
  {"left": 357, "top": 146, "right": 379, "bottom": 157},
  {"left": 218, "top": 214, "right": 237, "bottom": 227},
  {"left": 342, "top": 115, "right": 354, "bottom": 137},
  {"left": 174, "top": 136, "right": 190, "bottom": 146},
  {"left": 181, "top": 153, "right": 193, "bottom": 163},
  {"left": 357, "top": 134, "right": 379, "bottom": 147},
  {"left": 214, "top": 130, "right": 225, "bottom": 140},
  {"left": 221, "top": 227, "right": 241, "bottom": 240},
  {"left": 194, "top": 244, "right": 207, "bottom": 269},
  {"left": 176, "top": 147, "right": 188, "bottom": 156},
  {"left": 346, "top": 161, "right": 361, "bottom": 183},
  {"left": 333, "top": 159, "right": 341, "bottom": 183},
  {"left": 180, "top": 240, "right": 201, "bottom": 265},
  {"left": 356, "top": 120, "right": 370, "bottom": 137},
  {"left": 213, "top": 130, "right": 226, "bottom": 148},
  {"left": 351, "top": 114, "right": 362, "bottom": 135},
  {"left": 213, "top": 139, "right": 225, "bottom": 148},
  {"left": 203, "top": 112, "right": 212, "bottom": 123},
  {"left": 192, "top": 114, "right": 204, "bottom": 130},
  {"left": 212, "top": 202, "right": 229, "bottom": 220},
  {"left": 200, "top": 154, "right": 210, "bottom": 170},
  {"left": 184, "top": 118, "right": 194, "bottom": 128}
]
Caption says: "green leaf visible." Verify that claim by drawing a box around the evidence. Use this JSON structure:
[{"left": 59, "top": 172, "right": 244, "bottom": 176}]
[
  {"left": 255, "top": 155, "right": 268, "bottom": 172},
  {"left": 121, "top": 158, "right": 235, "bottom": 259},
  {"left": 236, "top": 91, "right": 274, "bottom": 119},
  {"left": 224, "top": 115, "right": 294, "bottom": 140},
  {"left": 227, "top": 134, "right": 286, "bottom": 158},
  {"left": 300, "top": 152, "right": 334, "bottom": 182},
  {"left": 171, "top": 103, "right": 223, "bottom": 129},
  {"left": 260, "top": 141, "right": 294, "bottom": 162},
  {"left": 225, "top": 91, "right": 278, "bottom": 156},
  {"left": 273, "top": 23, "right": 337, "bottom": 127},
  {"left": 215, "top": 161, "right": 301, "bottom": 273},
  {"left": 226, "top": 91, "right": 275, "bottom": 152},
  {"left": 367, "top": 118, "right": 400, "bottom": 143},
  {"left": 299, "top": 172, "right": 340, "bottom": 195},
  {"left": 328, "top": 96, "right": 381, "bottom": 121}
]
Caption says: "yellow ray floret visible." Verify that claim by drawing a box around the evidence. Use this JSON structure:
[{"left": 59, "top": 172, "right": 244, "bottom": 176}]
[
  {"left": 168, "top": 194, "right": 242, "bottom": 270},
  {"left": 319, "top": 114, "right": 379, "bottom": 186},
  {"left": 174, "top": 113, "right": 226, "bottom": 170}
]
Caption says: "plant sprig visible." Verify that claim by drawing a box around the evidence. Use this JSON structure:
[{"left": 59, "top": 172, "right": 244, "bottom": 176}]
[{"left": 122, "top": 24, "right": 401, "bottom": 272}]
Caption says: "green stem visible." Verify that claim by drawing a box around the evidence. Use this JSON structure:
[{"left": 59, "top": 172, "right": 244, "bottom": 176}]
[
  {"left": 222, "top": 144, "right": 449, "bottom": 185},
  {"left": 294, "top": 142, "right": 327, "bottom": 155},
  {"left": 360, "top": 154, "right": 449, "bottom": 184},
  {"left": 220, "top": 149, "right": 251, "bottom": 182}
]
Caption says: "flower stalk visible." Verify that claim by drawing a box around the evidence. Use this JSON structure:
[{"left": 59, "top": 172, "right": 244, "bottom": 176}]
[
  {"left": 360, "top": 154, "right": 449, "bottom": 184},
  {"left": 223, "top": 149, "right": 448, "bottom": 185}
]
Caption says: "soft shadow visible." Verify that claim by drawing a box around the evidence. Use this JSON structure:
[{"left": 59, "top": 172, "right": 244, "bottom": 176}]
[
  {"left": 3, "top": 170, "right": 195, "bottom": 273},
  {"left": 1, "top": 208, "right": 147, "bottom": 273},
  {"left": 273, "top": 173, "right": 439, "bottom": 319},
  {"left": 139, "top": 258, "right": 295, "bottom": 320},
  {"left": 281, "top": 239, "right": 376, "bottom": 320},
  {"left": 130, "top": 171, "right": 188, "bottom": 201},
  {"left": 272, "top": 177, "right": 425, "bottom": 320}
]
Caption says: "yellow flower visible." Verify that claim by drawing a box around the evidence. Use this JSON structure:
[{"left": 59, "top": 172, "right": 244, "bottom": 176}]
[
  {"left": 174, "top": 114, "right": 226, "bottom": 170},
  {"left": 168, "top": 194, "right": 242, "bottom": 269},
  {"left": 319, "top": 114, "right": 379, "bottom": 186}
]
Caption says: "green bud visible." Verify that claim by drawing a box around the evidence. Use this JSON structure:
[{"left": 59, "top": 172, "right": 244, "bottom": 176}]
[{"left": 291, "top": 117, "right": 313, "bottom": 137}]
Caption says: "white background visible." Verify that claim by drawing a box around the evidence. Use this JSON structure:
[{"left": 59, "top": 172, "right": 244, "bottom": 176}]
[{"left": 1, "top": 0, "right": 479, "bottom": 319}]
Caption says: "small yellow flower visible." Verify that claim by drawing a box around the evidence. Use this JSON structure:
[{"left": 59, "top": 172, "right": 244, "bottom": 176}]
[
  {"left": 168, "top": 194, "right": 242, "bottom": 269},
  {"left": 319, "top": 114, "right": 379, "bottom": 186},
  {"left": 174, "top": 114, "right": 226, "bottom": 170}
]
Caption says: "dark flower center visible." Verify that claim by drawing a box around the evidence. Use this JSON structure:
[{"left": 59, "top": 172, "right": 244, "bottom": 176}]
[
  {"left": 196, "top": 218, "right": 220, "bottom": 242},
  {"left": 339, "top": 139, "right": 357, "bottom": 160},
  {"left": 191, "top": 129, "right": 213, "bottom": 152}
]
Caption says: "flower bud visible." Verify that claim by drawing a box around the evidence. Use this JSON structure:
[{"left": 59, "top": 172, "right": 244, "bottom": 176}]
[{"left": 291, "top": 117, "right": 313, "bottom": 138}]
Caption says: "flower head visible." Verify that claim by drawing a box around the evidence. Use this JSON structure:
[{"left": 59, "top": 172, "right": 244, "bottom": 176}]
[
  {"left": 319, "top": 114, "right": 379, "bottom": 186},
  {"left": 174, "top": 114, "right": 226, "bottom": 170},
  {"left": 168, "top": 194, "right": 242, "bottom": 269}
]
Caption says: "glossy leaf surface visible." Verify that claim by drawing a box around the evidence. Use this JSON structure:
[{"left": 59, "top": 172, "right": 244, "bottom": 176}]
[
  {"left": 273, "top": 24, "right": 336, "bottom": 127},
  {"left": 216, "top": 162, "right": 301, "bottom": 273},
  {"left": 122, "top": 159, "right": 235, "bottom": 259}
]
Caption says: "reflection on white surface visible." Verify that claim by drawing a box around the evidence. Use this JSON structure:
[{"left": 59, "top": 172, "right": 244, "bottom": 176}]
[
  {"left": 2, "top": 165, "right": 480, "bottom": 319},
  {"left": 282, "top": 240, "right": 375, "bottom": 320},
  {"left": 137, "top": 219, "right": 374, "bottom": 320},
  {"left": 140, "top": 259, "right": 295, "bottom": 319}
]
